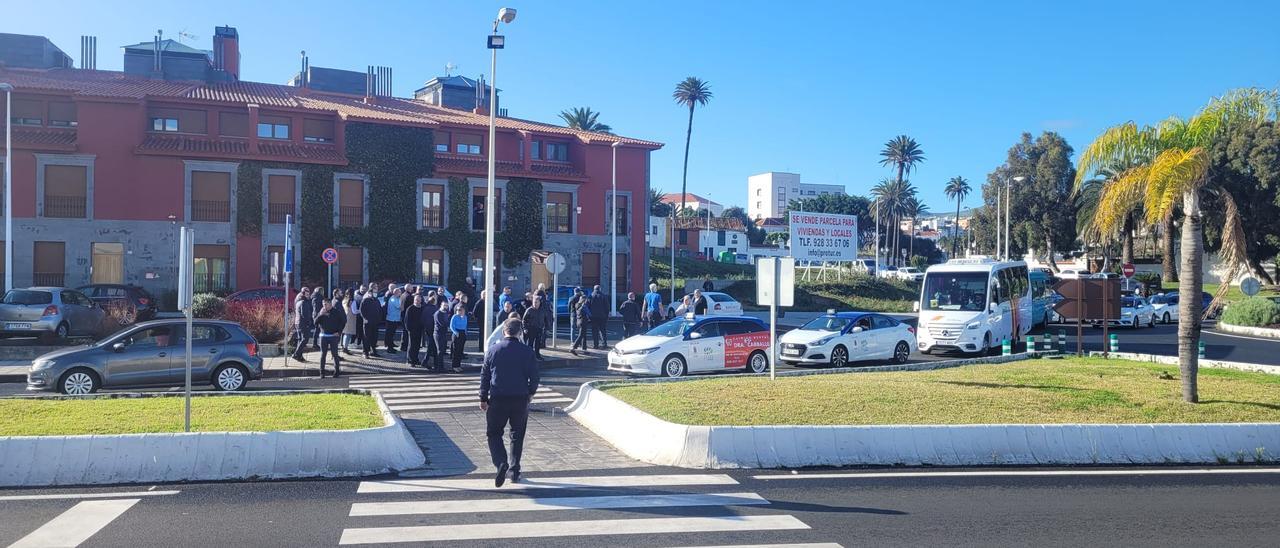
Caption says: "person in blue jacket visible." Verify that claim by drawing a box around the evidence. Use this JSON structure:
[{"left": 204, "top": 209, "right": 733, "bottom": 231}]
[{"left": 449, "top": 304, "right": 468, "bottom": 373}]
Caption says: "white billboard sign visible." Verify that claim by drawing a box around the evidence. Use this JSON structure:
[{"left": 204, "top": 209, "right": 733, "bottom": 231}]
[{"left": 788, "top": 212, "right": 857, "bottom": 262}]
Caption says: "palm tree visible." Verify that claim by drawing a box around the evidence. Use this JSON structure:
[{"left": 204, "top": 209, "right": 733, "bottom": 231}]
[
  {"left": 558, "top": 107, "right": 612, "bottom": 133},
  {"left": 903, "top": 196, "right": 929, "bottom": 261},
  {"left": 1077, "top": 88, "right": 1276, "bottom": 403},
  {"left": 943, "top": 176, "right": 971, "bottom": 258},
  {"left": 879, "top": 136, "right": 926, "bottom": 265},
  {"left": 672, "top": 77, "right": 713, "bottom": 219}
]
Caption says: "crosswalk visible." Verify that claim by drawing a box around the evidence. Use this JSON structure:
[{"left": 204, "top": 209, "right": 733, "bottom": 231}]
[
  {"left": 338, "top": 472, "right": 842, "bottom": 546},
  {"left": 3, "top": 490, "right": 178, "bottom": 547},
  {"left": 348, "top": 373, "right": 576, "bottom": 414}
]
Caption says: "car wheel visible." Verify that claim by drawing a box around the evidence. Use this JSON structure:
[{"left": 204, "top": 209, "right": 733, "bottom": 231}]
[
  {"left": 976, "top": 333, "right": 991, "bottom": 357},
  {"left": 830, "top": 345, "right": 849, "bottom": 368},
  {"left": 59, "top": 368, "right": 99, "bottom": 395},
  {"left": 55, "top": 322, "right": 70, "bottom": 339},
  {"left": 212, "top": 364, "right": 248, "bottom": 391},
  {"left": 1147, "top": 315, "right": 1155, "bottom": 328},
  {"left": 748, "top": 351, "right": 769, "bottom": 374},
  {"left": 893, "top": 341, "right": 910, "bottom": 364},
  {"left": 1163, "top": 313, "right": 1171, "bottom": 324},
  {"left": 661, "top": 355, "right": 687, "bottom": 378}
]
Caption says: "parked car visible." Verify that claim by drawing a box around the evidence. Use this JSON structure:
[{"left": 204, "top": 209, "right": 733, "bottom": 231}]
[
  {"left": 854, "top": 259, "right": 877, "bottom": 277},
  {"left": 666, "top": 291, "right": 743, "bottom": 317},
  {"left": 895, "top": 267, "right": 925, "bottom": 282},
  {"left": 608, "top": 315, "right": 770, "bottom": 377},
  {"left": 26, "top": 319, "right": 264, "bottom": 395},
  {"left": 77, "top": 284, "right": 157, "bottom": 324},
  {"left": 877, "top": 265, "right": 899, "bottom": 279},
  {"left": 1149, "top": 293, "right": 1179, "bottom": 324},
  {"left": 778, "top": 312, "right": 916, "bottom": 367},
  {"left": 1058, "top": 269, "right": 1092, "bottom": 279},
  {"left": 1162, "top": 291, "right": 1217, "bottom": 318},
  {"left": 1092, "top": 296, "right": 1155, "bottom": 328},
  {"left": 0, "top": 288, "right": 105, "bottom": 340}
]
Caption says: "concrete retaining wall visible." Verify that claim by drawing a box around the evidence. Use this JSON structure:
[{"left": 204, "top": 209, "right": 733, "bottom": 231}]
[
  {"left": 1089, "top": 351, "right": 1280, "bottom": 376},
  {"left": 568, "top": 355, "right": 1280, "bottom": 468},
  {"left": 1218, "top": 322, "right": 1280, "bottom": 340},
  {"left": 0, "top": 390, "right": 425, "bottom": 487}
]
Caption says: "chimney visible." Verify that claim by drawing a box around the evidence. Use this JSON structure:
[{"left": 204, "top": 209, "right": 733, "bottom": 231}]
[
  {"left": 153, "top": 30, "right": 163, "bottom": 76},
  {"left": 80, "top": 36, "right": 97, "bottom": 70},
  {"left": 298, "top": 50, "right": 308, "bottom": 88},
  {"left": 213, "top": 26, "right": 240, "bottom": 80},
  {"left": 365, "top": 65, "right": 373, "bottom": 100},
  {"left": 472, "top": 74, "right": 488, "bottom": 115}
]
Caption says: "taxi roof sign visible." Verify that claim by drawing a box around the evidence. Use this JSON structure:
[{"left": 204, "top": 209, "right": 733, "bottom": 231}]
[{"left": 685, "top": 312, "right": 696, "bottom": 320}]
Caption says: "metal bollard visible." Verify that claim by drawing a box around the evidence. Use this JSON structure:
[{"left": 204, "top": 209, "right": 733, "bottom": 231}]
[
  {"left": 1002, "top": 338, "right": 1011, "bottom": 356},
  {"left": 1109, "top": 333, "right": 1119, "bottom": 353},
  {"left": 1026, "top": 335, "right": 1036, "bottom": 352},
  {"left": 1043, "top": 333, "right": 1052, "bottom": 351},
  {"left": 1058, "top": 329, "right": 1066, "bottom": 349},
  {"left": 1198, "top": 341, "right": 1206, "bottom": 359}
]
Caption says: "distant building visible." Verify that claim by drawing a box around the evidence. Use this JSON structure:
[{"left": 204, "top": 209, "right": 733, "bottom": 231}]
[
  {"left": 658, "top": 217, "right": 747, "bottom": 260},
  {"left": 747, "top": 171, "right": 845, "bottom": 220},
  {"left": 660, "top": 192, "right": 723, "bottom": 216},
  {"left": 754, "top": 217, "right": 788, "bottom": 235}
]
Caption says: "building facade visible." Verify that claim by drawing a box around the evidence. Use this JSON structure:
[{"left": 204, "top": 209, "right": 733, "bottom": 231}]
[
  {"left": 659, "top": 192, "right": 722, "bottom": 216},
  {"left": 0, "top": 29, "right": 660, "bottom": 303},
  {"left": 747, "top": 171, "right": 845, "bottom": 220}
]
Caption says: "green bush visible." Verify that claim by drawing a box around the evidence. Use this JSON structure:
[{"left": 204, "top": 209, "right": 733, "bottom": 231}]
[
  {"left": 1221, "top": 297, "right": 1280, "bottom": 327},
  {"left": 191, "top": 293, "right": 227, "bottom": 319},
  {"left": 909, "top": 255, "right": 928, "bottom": 270}
]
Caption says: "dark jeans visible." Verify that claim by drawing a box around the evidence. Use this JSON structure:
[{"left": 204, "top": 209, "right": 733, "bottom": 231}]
[
  {"left": 405, "top": 327, "right": 424, "bottom": 365},
  {"left": 363, "top": 322, "right": 380, "bottom": 357},
  {"left": 291, "top": 326, "right": 312, "bottom": 359},
  {"left": 646, "top": 313, "right": 664, "bottom": 330},
  {"left": 311, "top": 318, "right": 321, "bottom": 348},
  {"left": 451, "top": 332, "right": 467, "bottom": 369},
  {"left": 485, "top": 396, "right": 530, "bottom": 472},
  {"left": 318, "top": 334, "right": 341, "bottom": 375},
  {"left": 591, "top": 318, "right": 608, "bottom": 348},
  {"left": 433, "top": 331, "right": 449, "bottom": 370},
  {"left": 623, "top": 322, "right": 641, "bottom": 338},
  {"left": 572, "top": 320, "right": 589, "bottom": 350},
  {"left": 354, "top": 315, "right": 364, "bottom": 347},
  {"left": 384, "top": 321, "right": 401, "bottom": 351},
  {"left": 524, "top": 327, "right": 543, "bottom": 357}
]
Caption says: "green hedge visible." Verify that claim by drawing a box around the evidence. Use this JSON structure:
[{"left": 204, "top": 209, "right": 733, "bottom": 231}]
[{"left": 1222, "top": 297, "right": 1280, "bottom": 327}]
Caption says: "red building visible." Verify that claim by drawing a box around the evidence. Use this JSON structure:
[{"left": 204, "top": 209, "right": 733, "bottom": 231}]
[{"left": 0, "top": 28, "right": 660, "bottom": 303}]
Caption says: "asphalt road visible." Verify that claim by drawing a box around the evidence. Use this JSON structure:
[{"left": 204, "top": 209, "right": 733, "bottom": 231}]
[{"left": 1, "top": 467, "right": 1277, "bottom": 547}]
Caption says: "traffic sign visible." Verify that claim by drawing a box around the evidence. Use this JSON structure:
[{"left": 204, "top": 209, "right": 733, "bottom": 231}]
[
  {"left": 1122, "top": 263, "right": 1135, "bottom": 278},
  {"left": 322, "top": 247, "right": 339, "bottom": 264},
  {"left": 1052, "top": 278, "right": 1121, "bottom": 320},
  {"left": 545, "top": 252, "right": 566, "bottom": 275},
  {"left": 1241, "top": 277, "right": 1261, "bottom": 297}
]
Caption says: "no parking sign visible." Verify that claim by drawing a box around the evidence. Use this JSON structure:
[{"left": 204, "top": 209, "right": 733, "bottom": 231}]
[{"left": 322, "top": 248, "right": 339, "bottom": 264}]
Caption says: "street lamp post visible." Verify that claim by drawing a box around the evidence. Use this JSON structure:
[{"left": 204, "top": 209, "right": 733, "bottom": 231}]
[
  {"left": 994, "top": 190, "right": 1001, "bottom": 260},
  {"left": 610, "top": 141, "right": 620, "bottom": 317},
  {"left": 1, "top": 82, "right": 12, "bottom": 292},
  {"left": 483, "top": 7, "right": 516, "bottom": 345},
  {"left": 1006, "top": 176, "right": 1025, "bottom": 260}
]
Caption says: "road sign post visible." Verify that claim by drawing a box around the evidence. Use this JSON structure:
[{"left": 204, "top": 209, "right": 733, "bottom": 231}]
[
  {"left": 546, "top": 252, "right": 566, "bottom": 349},
  {"left": 758, "top": 256, "right": 795, "bottom": 380},
  {"left": 177, "top": 226, "right": 195, "bottom": 432},
  {"left": 1122, "top": 263, "right": 1135, "bottom": 278},
  {"left": 1052, "top": 278, "right": 1122, "bottom": 357},
  {"left": 322, "top": 247, "right": 338, "bottom": 297},
  {"left": 283, "top": 215, "right": 293, "bottom": 369}
]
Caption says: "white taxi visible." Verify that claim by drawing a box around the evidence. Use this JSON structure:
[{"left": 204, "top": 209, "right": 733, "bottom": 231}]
[
  {"left": 778, "top": 312, "right": 917, "bottom": 367},
  {"left": 608, "top": 315, "right": 771, "bottom": 378}
]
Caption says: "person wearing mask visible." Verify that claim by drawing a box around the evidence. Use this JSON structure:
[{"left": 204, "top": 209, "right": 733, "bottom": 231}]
[
  {"left": 619, "top": 292, "right": 642, "bottom": 338},
  {"left": 522, "top": 295, "right": 548, "bottom": 360},
  {"left": 360, "top": 284, "right": 384, "bottom": 359},
  {"left": 450, "top": 304, "right": 468, "bottom": 373},
  {"left": 571, "top": 289, "right": 592, "bottom": 356},
  {"left": 315, "top": 299, "right": 346, "bottom": 378},
  {"left": 643, "top": 283, "right": 665, "bottom": 330},
  {"left": 352, "top": 285, "right": 367, "bottom": 350},
  {"left": 384, "top": 287, "right": 403, "bottom": 353},
  {"left": 692, "top": 288, "right": 709, "bottom": 315},
  {"left": 479, "top": 318, "right": 540, "bottom": 487},
  {"left": 432, "top": 301, "right": 452, "bottom": 372},
  {"left": 403, "top": 294, "right": 427, "bottom": 367},
  {"left": 341, "top": 293, "right": 358, "bottom": 354},
  {"left": 310, "top": 286, "right": 326, "bottom": 349},
  {"left": 291, "top": 287, "right": 314, "bottom": 362},
  {"left": 588, "top": 285, "right": 609, "bottom": 349}
]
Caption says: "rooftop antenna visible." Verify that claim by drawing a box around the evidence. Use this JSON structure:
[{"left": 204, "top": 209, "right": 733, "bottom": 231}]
[
  {"left": 177, "top": 29, "right": 200, "bottom": 44},
  {"left": 444, "top": 62, "right": 458, "bottom": 77}
]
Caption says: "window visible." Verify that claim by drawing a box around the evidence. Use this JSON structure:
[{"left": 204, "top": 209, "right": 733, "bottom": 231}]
[
  {"left": 469, "top": 250, "right": 502, "bottom": 289},
  {"left": 677, "top": 229, "right": 688, "bottom": 245},
  {"left": 582, "top": 252, "right": 601, "bottom": 288},
  {"left": 0, "top": 242, "right": 5, "bottom": 284},
  {"left": 302, "top": 118, "right": 334, "bottom": 143},
  {"left": 43, "top": 164, "right": 88, "bottom": 218},
  {"left": 615, "top": 252, "right": 629, "bottom": 293},
  {"left": 147, "top": 108, "right": 206, "bottom": 133},
  {"left": 11, "top": 99, "right": 43, "bottom": 126},
  {"left": 90, "top": 243, "right": 124, "bottom": 284},
  {"left": 338, "top": 178, "right": 364, "bottom": 227},
  {"left": 756, "top": 201, "right": 762, "bottom": 209},
  {"left": 422, "top": 184, "right": 445, "bottom": 229},
  {"left": 420, "top": 248, "right": 444, "bottom": 285},
  {"left": 267, "top": 245, "right": 289, "bottom": 286},
  {"left": 190, "top": 171, "right": 231, "bottom": 222},
  {"left": 612, "top": 195, "right": 628, "bottom": 236},
  {"left": 456, "top": 134, "right": 482, "bottom": 155},
  {"left": 219, "top": 112, "right": 249, "bottom": 137},
  {"left": 178, "top": 325, "right": 231, "bottom": 345},
  {"left": 471, "top": 187, "right": 502, "bottom": 231},
  {"left": 545, "top": 191, "right": 572, "bottom": 233},
  {"left": 257, "top": 116, "right": 290, "bottom": 139},
  {"left": 124, "top": 326, "right": 175, "bottom": 349},
  {"left": 756, "top": 189, "right": 762, "bottom": 196},
  {"left": 48, "top": 102, "right": 77, "bottom": 127},
  {"left": 152, "top": 117, "right": 179, "bottom": 132},
  {"left": 267, "top": 174, "right": 296, "bottom": 224},
  {"left": 717, "top": 231, "right": 726, "bottom": 246},
  {"left": 434, "top": 131, "right": 451, "bottom": 153},
  {"left": 539, "top": 141, "right": 569, "bottom": 162},
  {"left": 872, "top": 315, "right": 897, "bottom": 330},
  {"left": 338, "top": 247, "right": 363, "bottom": 286},
  {"left": 193, "top": 244, "right": 230, "bottom": 293},
  {"left": 33, "top": 241, "right": 65, "bottom": 287},
  {"left": 690, "top": 322, "right": 721, "bottom": 339}
]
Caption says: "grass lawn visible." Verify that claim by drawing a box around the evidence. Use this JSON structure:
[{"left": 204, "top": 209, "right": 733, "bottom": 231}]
[
  {"left": 0, "top": 393, "right": 383, "bottom": 436},
  {"left": 1162, "top": 281, "right": 1280, "bottom": 303},
  {"left": 601, "top": 358, "right": 1280, "bottom": 426}
]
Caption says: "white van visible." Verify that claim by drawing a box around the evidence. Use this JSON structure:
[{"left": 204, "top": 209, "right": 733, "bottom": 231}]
[{"left": 915, "top": 257, "right": 1033, "bottom": 355}]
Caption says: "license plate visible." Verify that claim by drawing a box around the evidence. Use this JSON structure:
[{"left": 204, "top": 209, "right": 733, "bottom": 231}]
[
  {"left": 782, "top": 349, "right": 801, "bottom": 356},
  {"left": 5, "top": 322, "right": 32, "bottom": 330}
]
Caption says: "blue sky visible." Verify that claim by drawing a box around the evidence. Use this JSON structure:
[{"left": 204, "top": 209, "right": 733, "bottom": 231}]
[{"left": 11, "top": 0, "right": 1280, "bottom": 213}]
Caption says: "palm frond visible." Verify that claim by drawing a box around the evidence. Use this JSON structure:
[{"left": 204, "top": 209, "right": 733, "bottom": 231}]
[
  {"left": 1184, "top": 88, "right": 1277, "bottom": 147},
  {"left": 1093, "top": 166, "right": 1150, "bottom": 234},
  {"left": 1143, "top": 147, "right": 1209, "bottom": 224},
  {"left": 1074, "top": 122, "right": 1153, "bottom": 191},
  {"left": 1206, "top": 191, "right": 1251, "bottom": 318}
]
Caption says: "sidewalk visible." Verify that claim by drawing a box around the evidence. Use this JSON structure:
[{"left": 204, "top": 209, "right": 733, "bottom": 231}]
[{"left": 258, "top": 343, "right": 607, "bottom": 378}]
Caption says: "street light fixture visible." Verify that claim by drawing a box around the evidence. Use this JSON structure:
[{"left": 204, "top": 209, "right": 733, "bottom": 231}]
[
  {"left": 1, "top": 82, "right": 12, "bottom": 292},
  {"left": 483, "top": 7, "right": 516, "bottom": 347},
  {"left": 1006, "top": 176, "right": 1025, "bottom": 260}
]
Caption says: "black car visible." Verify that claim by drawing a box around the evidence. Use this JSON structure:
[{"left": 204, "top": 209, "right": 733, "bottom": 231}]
[{"left": 77, "top": 284, "right": 158, "bottom": 324}]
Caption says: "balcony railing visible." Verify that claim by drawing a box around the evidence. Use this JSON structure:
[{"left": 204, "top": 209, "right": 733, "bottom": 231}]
[
  {"left": 268, "top": 202, "right": 295, "bottom": 224},
  {"left": 44, "top": 195, "right": 87, "bottom": 218},
  {"left": 338, "top": 206, "right": 363, "bottom": 228},
  {"left": 33, "top": 272, "right": 66, "bottom": 287},
  {"left": 422, "top": 207, "right": 444, "bottom": 229},
  {"left": 191, "top": 200, "right": 231, "bottom": 222}
]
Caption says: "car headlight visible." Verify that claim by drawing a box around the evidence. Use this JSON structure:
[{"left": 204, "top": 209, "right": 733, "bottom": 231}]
[
  {"left": 966, "top": 321, "right": 981, "bottom": 330},
  {"left": 813, "top": 336, "right": 836, "bottom": 346},
  {"left": 622, "top": 347, "right": 659, "bottom": 356},
  {"left": 32, "top": 360, "right": 53, "bottom": 370}
]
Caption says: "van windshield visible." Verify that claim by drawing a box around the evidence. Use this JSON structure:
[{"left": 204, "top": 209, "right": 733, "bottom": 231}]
[{"left": 921, "top": 272, "right": 988, "bottom": 311}]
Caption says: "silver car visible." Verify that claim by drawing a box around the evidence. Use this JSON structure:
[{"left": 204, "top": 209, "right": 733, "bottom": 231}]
[
  {"left": 1, "top": 287, "right": 106, "bottom": 340},
  {"left": 27, "top": 319, "right": 264, "bottom": 395}
]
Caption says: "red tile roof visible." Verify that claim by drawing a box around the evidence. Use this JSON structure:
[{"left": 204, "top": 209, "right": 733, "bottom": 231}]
[
  {"left": 672, "top": 217, "right": 746, "bottom": 231},
  {"left": 432, "top": 153, "right": 589, "bottom": 181},
  {"left": 661, "top": 192, "right": 719, "bottom": 206},
  {"left": 9, "top": 126, "right": 77, "bottom": 150}
]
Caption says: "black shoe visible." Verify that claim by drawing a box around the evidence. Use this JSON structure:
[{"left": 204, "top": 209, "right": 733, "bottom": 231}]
[
  {"left": 510, "top": 469, "right": 521, "bottom": 483},
  {"left": 570, "top": 350, "right": 579, "bottom": 356},
  {"left": 370, "top": 353, "right": 381, "bottom": 358},
  {"left": 495, "top": 462, "right": 509, "bottom": 487},
  {"left": 452, "top": 367, "right": 463, "bottom": 373},
  {"left": 333, "top": 372, "right": 341, "bottom": 378},
  {"left": 293, "top": 356, "right": 308, "bottom": 362}
]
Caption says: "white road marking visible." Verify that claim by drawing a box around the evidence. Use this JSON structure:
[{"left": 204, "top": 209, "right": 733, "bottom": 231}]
[
  {"left": 349, "top": 491, "right": 768, "bottom": 516},
  {"left": 1204, "top": 329, "right": 1280, "bottom": 343},
  {"left": 379, "top": 387, "right": 559, "bottom": 400},
  {"left": 9, "top": 498, "right": 140, "bottom": 547},
  {"left": 358, "top": 473, "right": 739, "bottom": 494},
  {"left": 0, "top": 490, "right": 179, "bottom": 502},
  {"left": 339, "top": 515, "right": 809, "bottom": 544},
  {"left": 752, "top": 468, "right": 1280, "bottom": 481},
  {"left": 382, "top": 392, "right": 563, "bottom": 405}
]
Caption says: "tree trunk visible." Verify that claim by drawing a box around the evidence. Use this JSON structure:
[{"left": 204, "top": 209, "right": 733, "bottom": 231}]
[
  {"left": 1161, "top": 215, "right": 1178, "bottom": 282},
  {"left": 953, "top": 199, "right": 962, "bottom": 258},
  {"left": 908, "top": 216, "right": 915, "bottom": 260},
  {"left": 1249, "top": 257, "right": 1276, "bottom": 285},
  {"left": 678, "top": 105, "right": 695, "bottom": 219},
  {"left": 1045, "top": 233, "right": 1059, "bottom": 272},
  {"left": 1178, "top": 191, "right": 1202, "bottom": 403},
  {"left": 1121, "top": 214, "right": 1135, "bottom": 265}
]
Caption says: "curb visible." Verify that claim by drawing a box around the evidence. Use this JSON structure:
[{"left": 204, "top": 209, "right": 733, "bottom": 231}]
[
  {"left": 1086, "top": 351, "right": 1280, "bottom": 376},
  {"left": 1216, "top": 322, "right": 1280, "bottom": 340},
  {"left": 0, "top": 389, "right": 425, "bottom": 487},
  {"left": 566, "top": 353, "right": 1280, "bottom": 468}
]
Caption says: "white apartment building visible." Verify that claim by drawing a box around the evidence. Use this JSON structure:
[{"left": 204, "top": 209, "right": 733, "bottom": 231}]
[{"left": 747, "top": 171, "right": 846, "bottom": 220}]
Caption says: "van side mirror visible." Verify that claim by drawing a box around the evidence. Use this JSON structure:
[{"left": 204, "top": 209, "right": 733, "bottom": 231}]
[
  {"left": 851, "top": 326, "right": 864, "bottom": 333},
  {"left": 912, "top": 302, "right": 920, "bottom": 312},
  {"left": 688, "top": 331, "right": 702, "bottom": 340},
  {"left": 989, "top": 302, "right": 999, "bottom": 314}
]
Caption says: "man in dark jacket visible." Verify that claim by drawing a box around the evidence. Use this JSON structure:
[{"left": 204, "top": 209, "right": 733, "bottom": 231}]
[
  {"left": 692, "top": 288, "right": 709, "bottom": 315},
  {"left": 588, "top": 285, "right": 609, "bottom": 349},
  {"left": 618, "top": 292, "right": 642, "bottom": 338},
  {"left": 359, "top": 284, "right": 384, "bottom": 359},
  {"left": 521, "top": 295, "right": 547, "bottom": 360},
  {"left": 315, "top": 299, "right": 346, "bottom": 378},
  {"left": 403, "top": 294, "right": 427, "bottom": 367},
  {"left": 571, "top": 289, "right": 592, "bottom": 355},
  {"left": 432, "top": 301, "right": 452, "bottom": 372},
  {"left": 310, "top": 286, "right": 326, "bottom": 349},
  {"left": 291, "top": 288, "right": 314, "bottom": 361},
  {"left": 479, "top": 318, "right": 540, "bottom": 487}
]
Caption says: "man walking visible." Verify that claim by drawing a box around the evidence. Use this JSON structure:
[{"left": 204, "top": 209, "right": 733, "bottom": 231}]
[
  {"left": 479, "top": 318, "right": 540, "bottom": 487},
  {"left": 588, "top": 285, "right": 609, "bottom": 349},
  {"left": 310, "top": 287, "right": 326, "bottom": 349},
  {"left": 352, "top": 285, "right": 366, "bottom": 350},
  {"left": 432, "top": 301, "right": 452, "bottom": 372},
  {"left": 521, "top": 295, "right": 547, "bottom": 360},
  {"left": 449, "top": 304, "right": 468, "bottom": 373},
  {"left": 360, "top": 284, "right": 384, "bottom": 359},
  {"left": 619, "top": 292, "right": 642, "bottom": 338},
  {"left": 315, "top": 299, "right": 345, "bottom": 378},
  {"left": 291, "top": 287, "right": 314, "bottom": 362},
  {"left": 571, "top": 289, "right": 592, "bottom": 356},
  {"left": 643, "top": 283, "right": 664, "bottom": 329}
]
